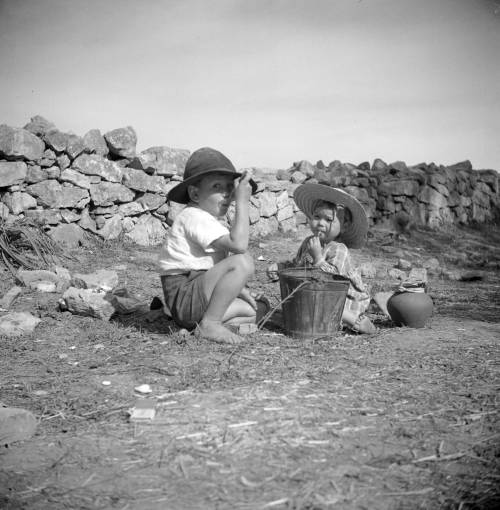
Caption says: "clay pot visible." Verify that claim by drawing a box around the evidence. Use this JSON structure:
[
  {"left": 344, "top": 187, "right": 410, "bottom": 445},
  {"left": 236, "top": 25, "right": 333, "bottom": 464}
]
[{"left": 387, "top": 290, "right": 434, "bottom": 328}]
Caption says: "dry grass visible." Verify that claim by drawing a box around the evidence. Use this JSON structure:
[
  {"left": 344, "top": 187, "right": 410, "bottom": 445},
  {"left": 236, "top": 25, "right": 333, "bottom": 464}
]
[{"left": 0, "top": 224, "right": 499, "bottom": 510}]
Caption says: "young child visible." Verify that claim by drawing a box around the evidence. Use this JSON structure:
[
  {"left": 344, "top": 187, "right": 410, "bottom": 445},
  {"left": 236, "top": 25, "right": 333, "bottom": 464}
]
[
  {"left": 268, "top": 183, "right": 377, "bottom": 334},
  {"left": 158, "top": 147, "right": 260, "bottom": 344}
]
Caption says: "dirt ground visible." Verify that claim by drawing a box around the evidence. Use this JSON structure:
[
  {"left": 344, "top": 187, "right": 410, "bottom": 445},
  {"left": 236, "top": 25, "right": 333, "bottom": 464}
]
[{"left": 1, "top": 222, "right": 499, "bottom": 510}]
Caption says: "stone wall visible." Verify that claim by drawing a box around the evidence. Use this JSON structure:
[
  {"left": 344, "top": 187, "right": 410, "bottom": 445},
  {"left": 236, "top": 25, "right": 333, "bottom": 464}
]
[{"left": 1, "top": 116, "right": 498, "bottom": 247}]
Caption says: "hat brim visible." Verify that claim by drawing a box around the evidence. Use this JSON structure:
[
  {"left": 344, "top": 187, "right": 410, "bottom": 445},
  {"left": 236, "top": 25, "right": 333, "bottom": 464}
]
[
  {"left": 294, "top": 183, "right": 368, "bottom": 248},
  {"left": 167, "top": 169, "right": 258, "bottom": 204}
]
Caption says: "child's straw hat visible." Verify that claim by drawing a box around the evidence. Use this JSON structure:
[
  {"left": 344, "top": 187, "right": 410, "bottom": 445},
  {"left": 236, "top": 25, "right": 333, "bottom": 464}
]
[
  {"left": 294, "top": 183, "right": 368, "bottom": 248},
  {"left": 167, "top": 147, "right": 257, "bottom": 204}
]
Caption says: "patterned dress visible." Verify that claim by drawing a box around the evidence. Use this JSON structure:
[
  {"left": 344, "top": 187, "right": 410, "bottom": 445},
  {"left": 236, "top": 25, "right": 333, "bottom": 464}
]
[{"left": 291, "top": 235, "right": 371, "bottom": 318}]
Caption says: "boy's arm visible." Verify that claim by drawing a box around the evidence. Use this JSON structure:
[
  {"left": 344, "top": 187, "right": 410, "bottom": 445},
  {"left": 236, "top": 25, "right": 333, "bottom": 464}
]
[{"left": 211, "top": 171, "right": 252, "bottom": 254}]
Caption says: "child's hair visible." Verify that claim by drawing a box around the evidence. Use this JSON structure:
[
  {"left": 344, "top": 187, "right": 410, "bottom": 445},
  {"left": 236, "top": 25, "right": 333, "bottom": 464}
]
[{"left": 311, "top": 199, "right": 352, "bottom": 225}]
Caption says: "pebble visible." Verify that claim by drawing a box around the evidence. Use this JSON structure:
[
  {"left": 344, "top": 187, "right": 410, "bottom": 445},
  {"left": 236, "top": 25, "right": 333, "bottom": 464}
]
[{"left": 134, "top": 384, "right": 152, "bottom": 394}]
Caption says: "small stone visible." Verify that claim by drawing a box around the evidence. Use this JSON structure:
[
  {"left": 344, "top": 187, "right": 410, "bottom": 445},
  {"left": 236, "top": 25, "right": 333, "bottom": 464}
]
[
  {"left": 0, "top": 312, "right": 41, "bottom": 337},
  {"left": 32, "top": 390, "right": 49, "bottom": 396},
  {"left": 396, "top": 258, "right": 412, "bottom": 270},
  {"left": 102, "top": 381, "right": 111, "bottom": 386},
  {"left": 33, "top": 281, "right": 57, "bottom": 293},
  {"left": 134, "top": 384, "right": 152, "bottom": 394},
  {"left": 0, "top": 406, "right": 37, "bottom": 445}
]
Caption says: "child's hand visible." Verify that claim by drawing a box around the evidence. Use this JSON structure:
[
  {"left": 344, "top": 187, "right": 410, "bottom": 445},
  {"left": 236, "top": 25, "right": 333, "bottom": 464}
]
[
  {"left": 234, "top": 171, "right": 252, "bottom": 203},
  {"left": 267, "top": 262, "right": 279, "bottom": 281},
  {"left": 307, "top": 236, "right": 324, "bottom": 264}
]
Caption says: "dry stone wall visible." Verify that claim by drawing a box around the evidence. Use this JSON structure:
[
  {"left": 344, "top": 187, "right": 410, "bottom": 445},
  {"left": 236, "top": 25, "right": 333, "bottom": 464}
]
[{"left": 1, "top": 116, "right": 498, "bottom": 247}]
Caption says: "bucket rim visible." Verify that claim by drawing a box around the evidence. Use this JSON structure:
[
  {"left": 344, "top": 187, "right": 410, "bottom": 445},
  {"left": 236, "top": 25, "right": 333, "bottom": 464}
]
[{"left": 278, "top": 267, "right": 350, "bottom": 283}]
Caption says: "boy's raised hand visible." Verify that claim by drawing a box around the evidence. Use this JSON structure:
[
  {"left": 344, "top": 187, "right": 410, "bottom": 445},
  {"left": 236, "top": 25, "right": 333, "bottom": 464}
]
[{"left": 234, "top": 170, "right": 252, "bottom": 203}]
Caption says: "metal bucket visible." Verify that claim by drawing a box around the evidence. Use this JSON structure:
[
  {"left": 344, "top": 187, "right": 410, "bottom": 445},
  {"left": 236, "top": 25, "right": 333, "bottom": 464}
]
[{"left": 278, "top": 267, "right": 350, "bottom": 339}]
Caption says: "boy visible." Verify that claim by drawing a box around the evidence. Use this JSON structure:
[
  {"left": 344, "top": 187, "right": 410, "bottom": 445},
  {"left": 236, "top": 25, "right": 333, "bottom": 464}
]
[
  {"left": 268, "top": 183, "right": 378, "bottom": 334},
  {"left": 158, "top": 147, "right": 259, "bottom": 344}
]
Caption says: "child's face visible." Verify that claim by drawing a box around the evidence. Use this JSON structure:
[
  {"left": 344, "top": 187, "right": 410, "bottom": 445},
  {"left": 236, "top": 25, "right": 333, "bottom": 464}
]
[
  {"left": 309, "top": 203, "right": 341, "bottom": 243},
  {"left": 189, "top": 173, "right": 235, "bottom": 217}
]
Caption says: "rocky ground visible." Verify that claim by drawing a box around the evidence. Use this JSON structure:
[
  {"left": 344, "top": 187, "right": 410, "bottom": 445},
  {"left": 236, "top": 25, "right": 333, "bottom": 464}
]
[{"left": 0, "top": 222, "right": 499, "bottom": 510}]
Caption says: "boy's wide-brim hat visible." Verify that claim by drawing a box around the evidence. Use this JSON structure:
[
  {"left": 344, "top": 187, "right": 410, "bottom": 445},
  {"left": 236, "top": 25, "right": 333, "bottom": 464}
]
[
  {"left": 294, "top": 183, "right": 368, "bottom": 249},
  {"left": 167, "top": 147, "right": 257, "bottom": 204}
]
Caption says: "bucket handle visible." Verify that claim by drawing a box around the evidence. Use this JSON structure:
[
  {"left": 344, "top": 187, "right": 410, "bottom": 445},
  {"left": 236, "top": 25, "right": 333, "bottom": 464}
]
[{"left": 257, "top": 281, "right": 308, "bottom": 330}]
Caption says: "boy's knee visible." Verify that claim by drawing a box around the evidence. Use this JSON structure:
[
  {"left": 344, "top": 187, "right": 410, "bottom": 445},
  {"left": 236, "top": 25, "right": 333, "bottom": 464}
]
[{"left": 232, "top": 253, "right": 254, "bottom": 276}]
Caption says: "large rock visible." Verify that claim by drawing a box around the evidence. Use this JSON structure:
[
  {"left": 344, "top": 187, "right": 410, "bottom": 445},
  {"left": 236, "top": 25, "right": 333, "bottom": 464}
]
[
  {"left": 38, "top": 148, "right": 57, "bottom": 167},
  {"left": 26, "top": 180, "right": 90, "bottom": 209},
  {"left": 23, "top": 115, "right": 56, "bottom": 137},
  {"left": 0, "top": 125, "right": 45, "bottom": 161},
  {"left": 89, "top": 182, "right": 135, "bottom": 206},
  {"left": 43, "top": 166, "right": 60, "bottom": 179},
  {"left": 60, "top": 209, "right": 81, "bottom": 223},
  {"left": 60, "top": 287, "right": 115, "bottom": 320},
  {"left": 380, "top": 179, "right": 420, "bottom": 197},
  {"left": 0, "top": 161, "right": 28, "bottom": 186},
  {"left": 78, "top": 209, "right": 97, "bottom": 232},
  {"left": 417, "top": 186, "right": 448, "bottom": 209},
  {"left": 122, "top": 168, "right": 155, "bottom": 192},
  {"left": 92, "top": 204, "right": 118, "bottom": 216},
  {"left": 372, "top": 158, "right": 388, "bottom": 172},
  {"left": 65, "top": 134, "right": 86, "bottom": 160},
  {"left": 125, "top": 214, "right": 166, "bottom": 246},
  {"left": 25, "top": 208, "right": 63, "bottom": 225},
  {"left": 83, "top": 129, "right": 109, "bottom": 156},
  {"left": 295, "top": 160, "right": 315, "bottom": 177},
  {"left": 104, "top": 126, "right": 137, "bottom": 158},
  {"left": 276, "top": 190, "right": 290, "bottom": 209},
  {"left": 49, "top": 223, "right": 86, "bottom": 247},
  {"left": 259, "top": 191, "right": 278, "bottom": 217},
  {"left": 0, "top": 406, "right": 38, "bottom": 445},
  {"left": 447, "top": 160, "right": 473, "bottom": 173},
  {"left": 26, "top": 165, "right": 47, "bottom": 183},
  {"left": 276, "top": 204, "right": 294, "bottom": 222},
  {"left": 71, "top": 269, "right": 119, "bottom": 292},
  {"left": 0, "top": 312, "right": 41, "bottom": 337},
  {"left": 290, "top": 171, "right": 307, "bottom": 184},
  {"left": 135, "top": 146, "right": 190, "bottom": 176},
  {"left": 1, "top": 191, "right": 37, "bottom": 214},
  {"left": 43, "top": 129, "right": 71, "bottom": 153},
  {"left": 96, "top": 214, "right": 123, "bottom": 239},
  {"left": 60, "top": 168, "right": 92, "bottom": 189},
  {"left": 72, "top": 154, "right": 123, "bottom": 182},
  {"left": 56, "top": 154, "right": 70, "bottom": 170},
  {"left": 136, "top": 192, "right": 165, "bottom": 211},
  {"left": 117, "top": 201, "right": 145, "bottom": 216},
  {"left": 16, "top": 269, "right": 69, "bottom": 292}
]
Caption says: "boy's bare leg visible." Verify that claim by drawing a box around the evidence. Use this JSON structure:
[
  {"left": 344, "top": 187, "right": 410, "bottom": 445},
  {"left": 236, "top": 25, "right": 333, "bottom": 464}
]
[{"left": 197, "top": 254, "right": 254, "bottom": 343}]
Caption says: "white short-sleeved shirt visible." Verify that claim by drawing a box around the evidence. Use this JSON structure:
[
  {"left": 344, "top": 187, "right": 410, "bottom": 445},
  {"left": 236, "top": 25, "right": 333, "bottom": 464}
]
[{"left": 158, "top": 206, "right": 229, "bottom": 275}]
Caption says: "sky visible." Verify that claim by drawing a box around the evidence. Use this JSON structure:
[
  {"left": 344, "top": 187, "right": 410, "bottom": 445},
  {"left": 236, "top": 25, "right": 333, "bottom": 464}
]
[{"left": 1, "top": 0, "right": 499, "bottom": 170}]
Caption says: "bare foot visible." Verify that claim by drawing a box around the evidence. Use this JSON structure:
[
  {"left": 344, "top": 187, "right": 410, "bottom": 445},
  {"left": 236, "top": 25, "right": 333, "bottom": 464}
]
[
  {"left": 195, "top": 319, "right": 244, "bottom": 345},
  {"left": 353, "top": 316, "right": 377, "bottom": 334}
]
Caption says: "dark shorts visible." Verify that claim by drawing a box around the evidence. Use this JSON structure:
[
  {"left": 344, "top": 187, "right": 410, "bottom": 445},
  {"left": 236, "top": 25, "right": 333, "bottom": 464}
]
[{"left": 160, "top": 271, "right": 208, "bottom": 330}]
